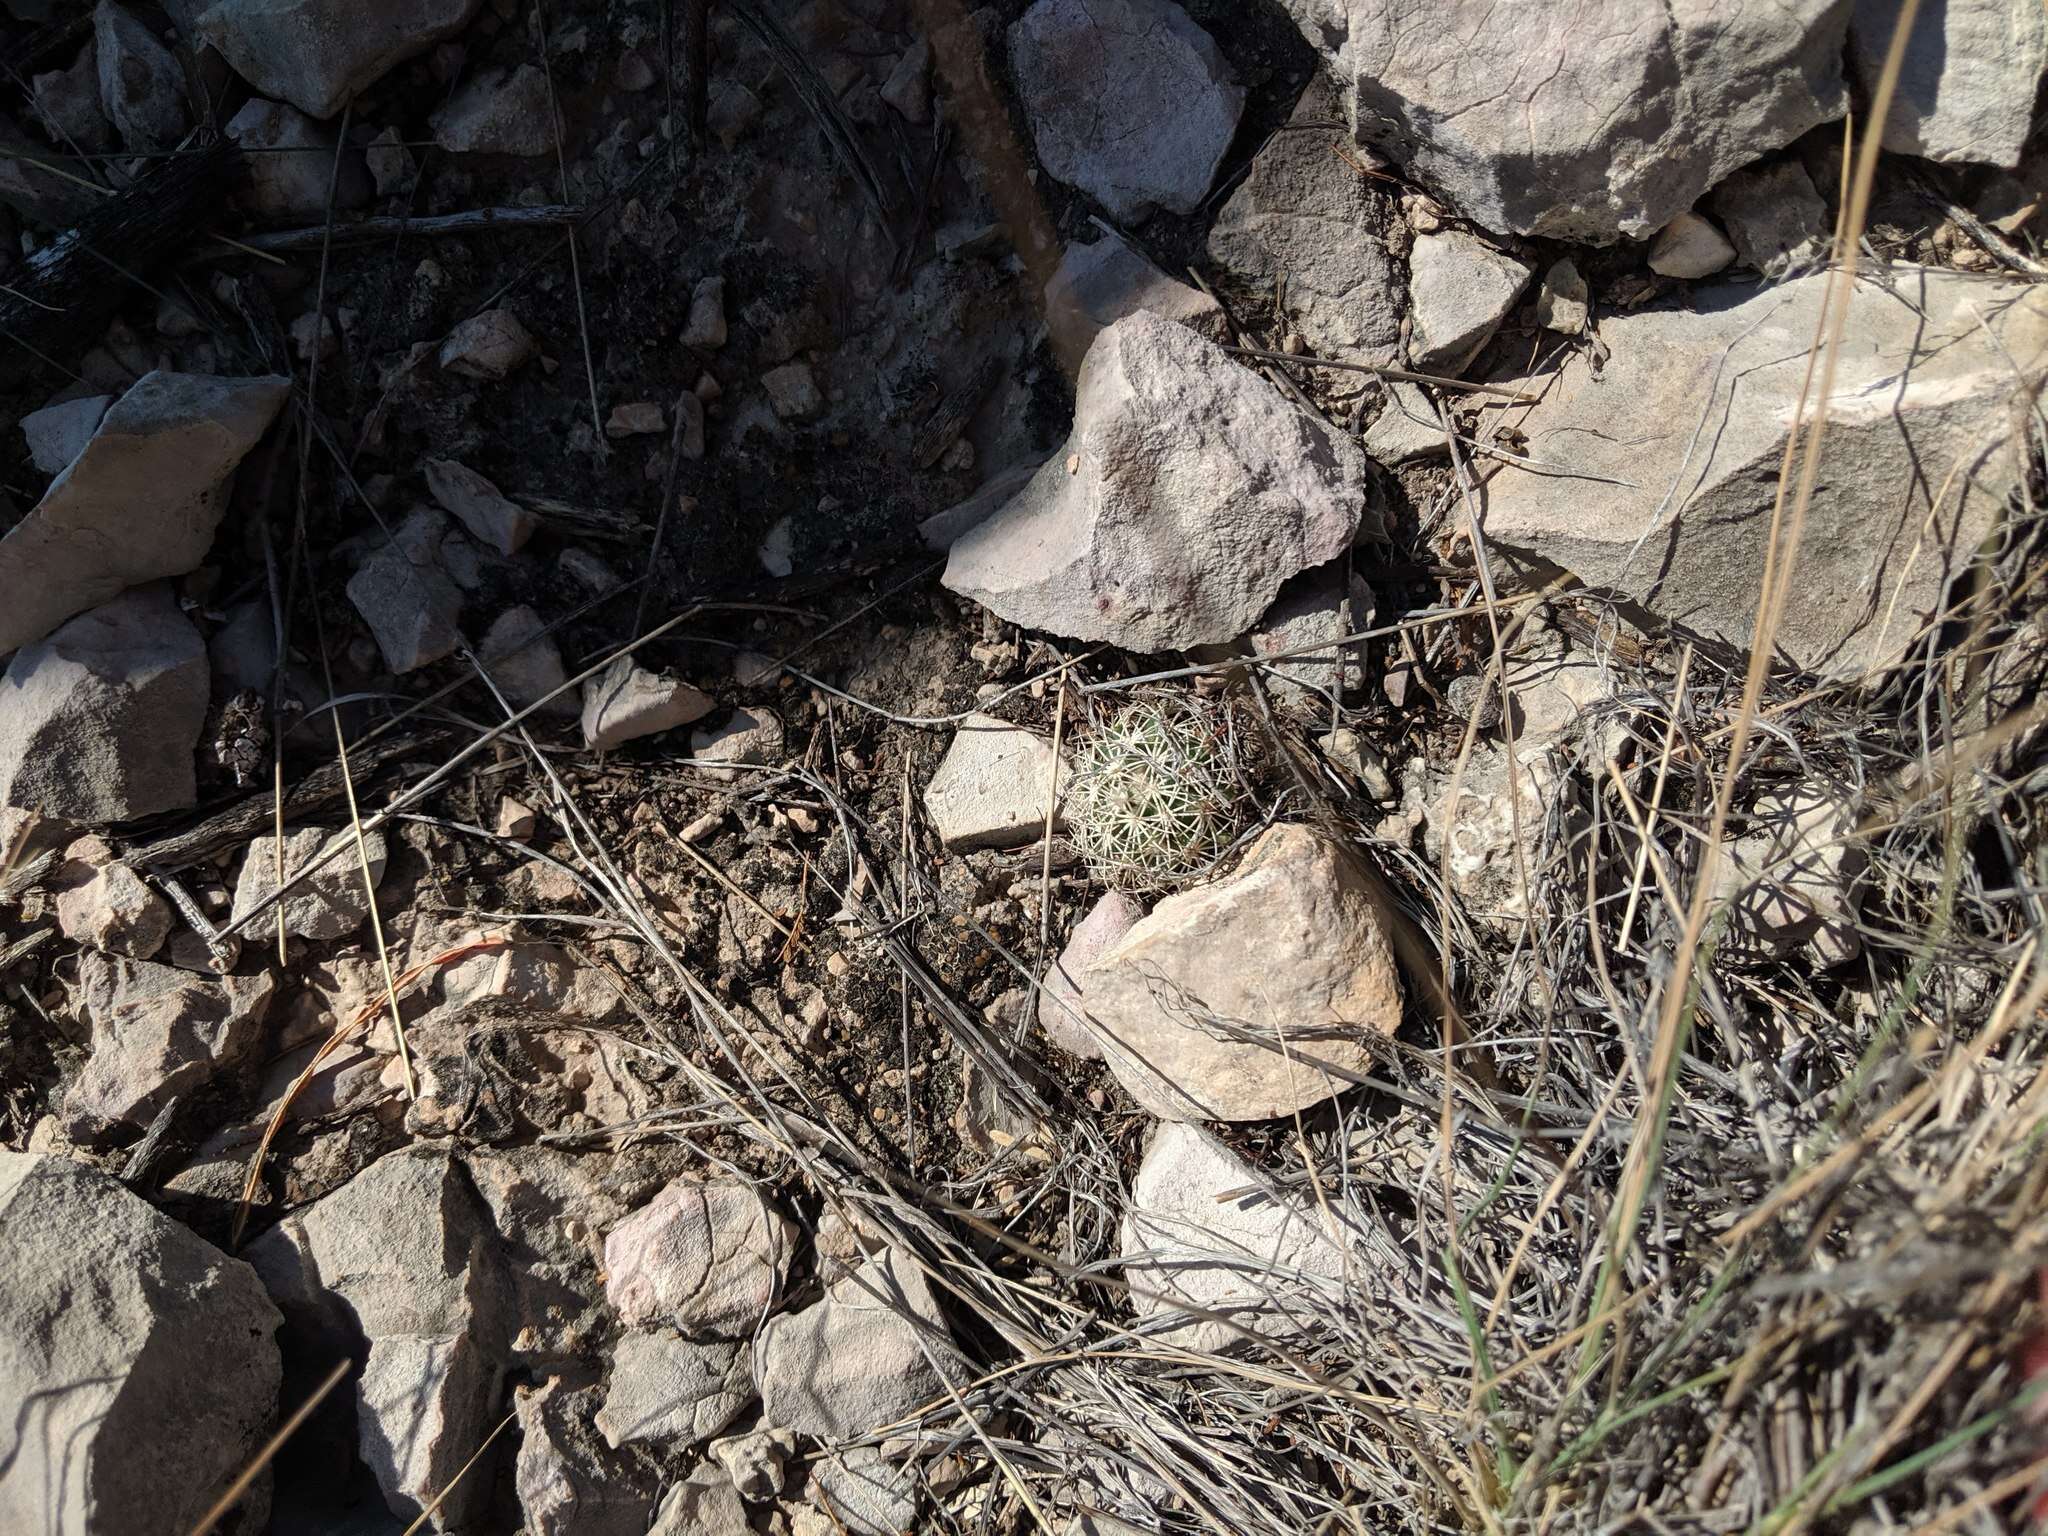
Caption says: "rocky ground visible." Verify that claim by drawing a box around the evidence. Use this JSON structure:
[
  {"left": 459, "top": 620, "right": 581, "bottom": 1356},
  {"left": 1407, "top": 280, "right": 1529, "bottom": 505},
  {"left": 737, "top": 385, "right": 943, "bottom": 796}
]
[{"left": 3, "top": 0, "right": 2048, "bottom": 1533}]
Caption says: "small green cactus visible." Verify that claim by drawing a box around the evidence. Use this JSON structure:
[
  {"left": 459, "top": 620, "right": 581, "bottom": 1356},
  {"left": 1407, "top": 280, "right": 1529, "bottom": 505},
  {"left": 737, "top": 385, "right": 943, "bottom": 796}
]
[{"left": 1066, "top": 699, "right": 1248, "bottom": 892}]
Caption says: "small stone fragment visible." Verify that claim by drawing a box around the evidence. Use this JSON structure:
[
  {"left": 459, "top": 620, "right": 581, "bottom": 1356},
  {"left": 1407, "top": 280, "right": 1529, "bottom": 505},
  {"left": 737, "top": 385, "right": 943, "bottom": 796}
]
[
  {"left": 603, "top": 1178, "right": 795, "bottom": 1337},
  {"left": 229, "top": 825, "right": 388, "bottom": 941},
  {"left": 19, "top": 393, "right": 111, "bottom": 476},
  {"left": 229, "top": 97, "right": 372, "bottom": 219},
  {"left": 1406, "top": 230, "right": 1531, "bottom": 373},
  {"left": 605, "top": 401, "right": 664, "bottom": 437},
  {"left": 480, "top": 605, "right": 574, "bottom": 715},
  {"left": 31, "top": 42, "right": 114, "bottom": 155},
  {"left": 1038, "top": 890, "right": 1142, "bottom": 1060},
  {"left": 497, "top": 796, "right": 538, "bottom": 839},
  {"left": 1245, "top": 560, "right": 1372, "bottom": 714},
  {"left": 1535, "top": 256, "right": 1589, "bottom": 334},
  {"left": 1007, "top": 0, "right": 1244, "bottom": 221},
  {"left": 757, "top": 516, "right": 795, "bottom": 577},
  {"left": 1647, "top": 210, "right": 1738, "bottom": 278},
  {"left": 688, "top": 708, "right": 784, "bottom": 782},
  {"left": 763, "top": 361, "right": 823, "bottom": 420},
  {"left": 0, "top": 585, "right": 208, "bottom": 824},
  {"left": 650, "top": 1465, "right": 754, "bottom": 1536},
  {"left": 923, "top": 712, "right": 1065, "bottom": 852},
  {"left": 1709, "top": 158, "right": 1832, "bottom": 275},
  {"left": 53, "top": 835, "right": 171, "bottom": 957},
  {"left": 880, "top": 38, "right": 930, "bottom": 123},
  {"left": 425, "top": 458, "right": 537, "bottom": 555},
  {"left": 430, "top": 63, "right": 555, "bottom": 155},
  {"left": 682, "top": 276, "right": 727, "bottom": 349},
  {"left": 581, "top": 656, "right": 714, "bottom": 750},
  {"left": 439, "top": 308, "right": 537, "bottom": 379},
  {"left": 711, "top": 1425, "right": 797, "bottom": 1501},
  {"left": 346, "top": 509, "right": 466, "bottom": 673},
  {"left": 365, "top": 125, "right": 416, "bottom": 194}
]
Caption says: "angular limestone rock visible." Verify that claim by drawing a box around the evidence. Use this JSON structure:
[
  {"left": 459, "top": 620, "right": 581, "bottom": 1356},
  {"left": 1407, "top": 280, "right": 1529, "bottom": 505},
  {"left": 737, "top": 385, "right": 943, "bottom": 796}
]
[
  {"left": 197, "top": 0, "right": 484, "bottom": 120},
  {"left": 594, "top": 1331, "right": 752, "bottom": 1450},
  {"left": 923, "top": 713, "right": 1065, "bottom": 852},
  {"left": 1406, "top": 230, "right": 1530, "bottom": 373},
  {"left": 1850, "top": 0, "right": 2048, "bottom": 167},
  {"left": 1084, "top": 822, "right": 1400, "bottom": 1121},
  {"left": 229, "top": 825, "right": 388, "bottom": 941},
  {"left": 1045, "top": 229, "right": 1227, "bottom": 371},
  {"left": 581, "top": 657, "right": 713, "bottom": 749},
  {"left": 943, "top": 313, "right": 1367, "bottom": 651},
  {"left": 0, "top": 371, "right": 289, "bottom": 654},
  {"left": 603, "top": 1178, "right": 795, "bottom": 1338}
]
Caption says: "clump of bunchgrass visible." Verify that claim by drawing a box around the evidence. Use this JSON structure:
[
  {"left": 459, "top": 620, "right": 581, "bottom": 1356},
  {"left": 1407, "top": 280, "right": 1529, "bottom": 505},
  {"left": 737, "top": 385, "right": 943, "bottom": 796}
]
[{"left": 1066, "top": 698, "right": 1248, "bottom": 892}]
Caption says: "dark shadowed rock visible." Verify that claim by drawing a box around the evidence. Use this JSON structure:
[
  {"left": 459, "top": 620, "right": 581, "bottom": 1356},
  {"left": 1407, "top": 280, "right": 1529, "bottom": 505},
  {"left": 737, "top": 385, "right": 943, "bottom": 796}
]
[{"left": 197, "top": 0, "right": 484, "bottom": 120}]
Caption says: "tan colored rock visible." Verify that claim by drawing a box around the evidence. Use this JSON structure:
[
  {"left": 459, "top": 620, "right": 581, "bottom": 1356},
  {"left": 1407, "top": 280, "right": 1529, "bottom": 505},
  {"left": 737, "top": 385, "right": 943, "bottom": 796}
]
[
  {"left": 1647, "top": 210, "right": 1737, "bottom": 278},
  {"left": 426, "top": 458, "right": 536, "bottom": 555},
  {"left": 603, "top": 1179, "right": 795, "bottom": 1338},
  {"left": 922, "top": 713, "right": 1064, "bottom": 851},
  {"left": 1084, "top": 823, "right": 1399, "bottom": 1121},
  {"left": 581, "top": 657, "right": 713, "bottom": 749},
  {"left": 1036, "top": 890, "right": 1141, "bottom": 1060},
  {"left": 53, "top": 835, "right": 171, "bottom": 957}
]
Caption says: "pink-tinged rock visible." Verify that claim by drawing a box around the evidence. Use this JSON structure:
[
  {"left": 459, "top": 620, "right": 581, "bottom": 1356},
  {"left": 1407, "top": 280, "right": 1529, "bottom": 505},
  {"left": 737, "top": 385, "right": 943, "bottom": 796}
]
[
  {"left": 1036, "top": 889, "right": 1141, "bottom": 1061},
  {"left": 943, "top": 313, "right": 1367, "bottom": 652},
  {"left": 603, "top": 1178, "right": 794, "bottom": 1337}
]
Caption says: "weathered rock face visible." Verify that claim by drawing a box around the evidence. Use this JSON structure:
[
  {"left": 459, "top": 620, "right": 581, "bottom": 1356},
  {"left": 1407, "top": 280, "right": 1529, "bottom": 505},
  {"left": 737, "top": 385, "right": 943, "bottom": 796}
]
[
  {"left": 248, "top": 1147, "right": 509, "bottom": 1530},
  {"left": 944, "top": 313, "right": 1368, "bottom": 652},
  {"left": 431, "top": 63, "right": 556, "bottom": 156},
  {"left": 0, "top": 1151, "right": 282, "bottom": 1536},
  {"left": 922, "top": 712, "right": 1066, "bottom": 852},
  {"left": 1083, "top": 822, "right": 1401, "bottom": 1121},
  {"left": 594, "top": 1330, "right": 752, "bottom": 1450},
  {"left": 20, "top": 393, "right": 110, "bottom": 475},
  {"left": 1119, "top": 1123, "right": 1350, "bottom": 1353},
  {"left": 94, "top": 1, "right": 188, "bottom": 149},
  {"left": 755, "top": 1247, "right": 961, "bottom": 1441},
  {"left": 582, "top": 657, "right": 714, "bottom": 749},
  {"left": 603, "top": 1177, "right": 795, "bottom": 1337},
  {"left": 516, "top": 1378, "right": 658, "bottom": 1536},
  {"left": 64, "top": 951, "right": 277, "bottom": 1136},
  {"left": 1207, "top": 77, "right": 1402, "bottom": 358},
  {"left": 0, "top": 370, "right": 289, "bottom": 655},
  {"left": 426, "top": 458, "right": 537, "bottom": 555},
  {"left": 480, "top": 604, "right": 573, "bottom": 714},
  {"left": 347, "top": 508, "right": 466, "bottom": 674},
  {"left": 229, "top": 826, "right": 388, "bottom": 941},
  {"left": 197, "top": 0, "right": 485, "bottom": 120},
  {"left": 1045, "top": 230, "right": 1228, "bottom": 372},
  {"left": 1708, "top": 159, "right": 1830, "bottom": 275},
  {"left": 1710, "top": 786, "right": 1866, "bottom": 967},
  {"left": 1406, "top": 230, "right": 1530, "bottom": 373},
  {"left": 1478, "top": 267, "right": 2048, "bottom": 675},
  {"left": 52, "top": 835, "right": 171, "bottom": 957},
  {"left": 1851, "top": 0, "right": 2047, "bottom": 167},
  {"left": 1284, "top": 0, "right": 1852, "bottom": 242},
  {"left": 1008, "top": 0, "right": 1244, "bottom": 221},
  {"left": 1038, "top": 889, "right": 1143, "bottom": 1060},
  {"left": 0, "top": 585, "right": 209, "bottom": 823}
]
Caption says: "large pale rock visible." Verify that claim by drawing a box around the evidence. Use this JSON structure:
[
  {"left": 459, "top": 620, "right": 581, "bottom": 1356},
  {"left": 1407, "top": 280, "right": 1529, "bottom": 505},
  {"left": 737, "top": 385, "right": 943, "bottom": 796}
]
[
  {"left": 1851, "top": 0, "right": 2047, "bottom": 167},
  {"left": 943, "top": 313, "right": 1367, "bottom": 651},
  {"left": 1406, "top": 230, "right": 1530, "bottom": 373},
  {"left": 603, "top": 1177, "right": 795, "bottom": 1337},
  {"left": 1207, "top": 77, "right": 1401, "bottom": 358},
  {"left": 594, "top": 1331, "right": 752, "bottom": 1450},
  {"left": 197, "top": 0, "right": 484, "bottom": 119},
  {"left": 1287, "top": 0, "right": 1851, "bottom": 242},
  {"left": 0, "top": 1151, "right": 282, "bottom": 1536},
  {"left": 0, "top": 370, "right": 289, "bottom": 654},
  {"left": 1045, "top": 230, "right": 1227, "bottom": 371},
  {"left": 755, "top": 1247, "right": 961, "bottom": 1440},
  {"left": 1083, "top": 822, "right": 1399, "bottom": 1121},
  {"left": 229, "top": 825, "right": 388, "bottom": 940},
  {"left": 247, "top": 1146, "right": 509, "bottom": 1530},
  {"left": 1119, "top": 1123, "right": 1350, "bottom": 1353},
  {"left": 0, "top": 586, "right": 208, "bottom": 823},
  {"left": 1479, "top": 267, "right": 2048, "bottom": 674},
  {"left": 1008, "top": 0, "right": 1243, "bottom": 221},
  {"left": 62, "top": 958, "right": 276, "bottom": 1138},
  {"left": 94, "top": 1, "right": 188, "bottom": 149},
  {"left": 923, "top": 712, "right": 1065, "bottom": 852}
]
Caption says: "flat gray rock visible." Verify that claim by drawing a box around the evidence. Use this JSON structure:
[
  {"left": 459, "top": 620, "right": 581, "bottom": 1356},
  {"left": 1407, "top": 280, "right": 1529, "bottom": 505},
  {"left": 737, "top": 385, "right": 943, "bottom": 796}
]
[
  {"left": 1406, "top": 230, "right": 1531, "bottom": 373},
  {"left": 1479, "top": 267, "right": 2048, "bottom": 674},
  {"left": 755, "top": 1247, "right": 962, "bottom": 1441},
  {"left": 1119, "top": 1122, "right": 1350, "bottom": 1353},
  {"left": 20, "top": 393, "right": 110, "bottom": 476},
  {"left": 1708, "top": 159, "right": 1831, "bottom": 275},
  {"left": 923, "top": 712, "right": 1065, "bottom": 852},
  {"left": 480, "top": 604, "right": 573, "bottom": 714},
  {"left": 1851, "top": 0, "right": 2047, "bottom": 166},
  {"left": 581, "top": 656, "right": 713, "bottom": 749},
  {"left": 0, "top": 370, "right": 288, "bottom": 655},
  {"left": 1285, "top": 0, "right": 1850, "bottom": 241},
  {"left": 197, "top": 0, "right": 483, "bottom": 119},
  {"left": 515, "top": 1378, "right": 658, "bottom": 1536},
  {"left": 1207, "top": 77, "right": 1401, "bottom": 357},
  {"left": 943, "top": 313, "right": 1368, "bottom": 651},
  {"left": 229, "top": 825, "right": 388, "bottom": 940},
  {"left": 1045, "top": 229, "right": 1227, "bottom": 372},
  {"left": 347, "top": 508, "right": 466, "bottom": 674},
  {"left": 1085, "top": 822, "right": 1401, "bottom": 1121},
  {"left": 431, "top": 63, "right": 555, "bottom": 155},
  {"left": 0, "top": 585, "right": 209, "bottom": 823},
  {"left": 0, "top": 1151, "right": 282, "bottom": 1536},
  {"left": 1008, "top": 0, "right": 1243, "bottom": 220},
  {"left": 594, "top": 1331, "right": 752, "bottom": 1450}
]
